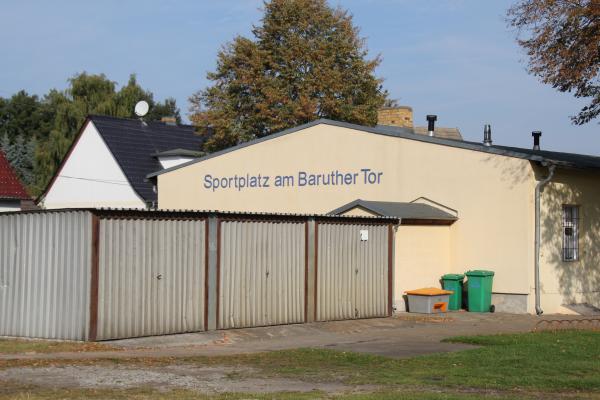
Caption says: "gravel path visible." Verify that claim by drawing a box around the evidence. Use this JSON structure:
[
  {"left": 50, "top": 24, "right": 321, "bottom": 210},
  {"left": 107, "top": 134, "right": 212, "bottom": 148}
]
[{"left": 0, "top": 364, "right": 364, "bottom": 394}]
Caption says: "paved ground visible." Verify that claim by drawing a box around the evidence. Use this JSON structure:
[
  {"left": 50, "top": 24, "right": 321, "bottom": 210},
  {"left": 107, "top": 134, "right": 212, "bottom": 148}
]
[{"left": 1, "top": 311, "right": 592, "bottom": 361}]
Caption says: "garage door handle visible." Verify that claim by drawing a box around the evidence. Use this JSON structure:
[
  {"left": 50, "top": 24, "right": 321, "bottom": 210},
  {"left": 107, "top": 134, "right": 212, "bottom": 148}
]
[
  {"left": 266, "top": 271, "right": 270, "bottom": 278},
  {"left": 355, "top": 269, "right": 359, "bottom": 275}
]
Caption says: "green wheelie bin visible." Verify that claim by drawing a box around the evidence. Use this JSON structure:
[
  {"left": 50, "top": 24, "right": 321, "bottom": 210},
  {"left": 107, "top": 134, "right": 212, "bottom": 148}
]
[
  {"left": 441, "top": 274, "right": 464, "bottom": 311},
  {"left": 465, "top": 270, "right": 495, "bottom": 312}
]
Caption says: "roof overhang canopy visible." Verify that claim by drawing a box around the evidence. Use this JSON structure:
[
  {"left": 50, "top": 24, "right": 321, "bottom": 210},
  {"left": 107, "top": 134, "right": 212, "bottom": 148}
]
[{"left": 330, "top": 199, "right": 458, "bottom": 225}]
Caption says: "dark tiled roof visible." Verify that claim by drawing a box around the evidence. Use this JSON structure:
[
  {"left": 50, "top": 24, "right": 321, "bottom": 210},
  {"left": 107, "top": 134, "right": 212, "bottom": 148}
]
[
  {"left": 89, "top": 115, "right": 206, "bottom": 203},
  {"left": 148, "top": 119, "right": 600, "bottom": 178},
  {"left": 329, "top": 199, "right": 457, "bottom": 221},
  {"left": 0, "top": 149, "right": 29, "bottom": 200}
]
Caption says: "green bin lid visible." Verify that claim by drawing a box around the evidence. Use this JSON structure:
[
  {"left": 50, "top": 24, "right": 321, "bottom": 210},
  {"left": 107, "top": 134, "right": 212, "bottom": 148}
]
[
  {"left": 442, "top": 273, "right": 464, "bottom": 280},
  {"left": 465, "top": 270, "right": 495, "bottom": 277}
]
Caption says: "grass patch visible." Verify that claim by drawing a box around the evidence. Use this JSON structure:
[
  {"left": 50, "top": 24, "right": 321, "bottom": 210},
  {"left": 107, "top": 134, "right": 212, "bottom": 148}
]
[
  {"left": 0, "top": 338, "right": 115, "bottom": 354},
  {"left": 0, "top": 384, "right": 544, "bottom": 400},
  {"left": 1, "top": 331, "right": 599, "bottom": 399},
  {"left": 188, "top": 330, "right": 600, "bottom": 392}
]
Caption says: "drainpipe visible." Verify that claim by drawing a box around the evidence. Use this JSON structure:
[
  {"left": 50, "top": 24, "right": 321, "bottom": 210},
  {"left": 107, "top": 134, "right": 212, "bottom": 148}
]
[{"left": 534, "top": 163, "right": 556, "bottom": 315}]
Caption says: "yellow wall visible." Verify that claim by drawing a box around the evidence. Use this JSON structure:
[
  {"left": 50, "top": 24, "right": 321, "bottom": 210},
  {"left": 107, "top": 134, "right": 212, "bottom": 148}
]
[
  {"left": 340, "top": 207, "right": 452, "bottom": 310},
  {"left": 394, "top": 225, "right": 451, "bottom": 311},
  {"left": 539, "top": 167, "right": 600, "bottom": 313},
  {"left": 157, "top": 123, "right": 590, "bottom": 313}
]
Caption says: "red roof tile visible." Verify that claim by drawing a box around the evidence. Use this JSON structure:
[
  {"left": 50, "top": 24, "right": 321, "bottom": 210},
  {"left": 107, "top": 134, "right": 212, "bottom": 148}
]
[{"left": 0, "top": 149, "right": 29, "bottom": 200}]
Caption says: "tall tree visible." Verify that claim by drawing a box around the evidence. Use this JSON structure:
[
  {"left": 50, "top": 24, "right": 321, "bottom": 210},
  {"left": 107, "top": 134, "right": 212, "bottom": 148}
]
[
  {"left": 0, "top": 90, "right": 50, "bottom": 142},
  {"left": 191, "top": 0, "right": 388, "bottom": 151},
  {"left": 0, "top": 73, "right": 182, "bottom": 195},
  {"left": 507, "top": 0, "right": 600, "bottom": 124},
  {"left": 0, "top": 133, "right": 35, "bottom": 188},
  {"left": 115, "top": 75, "right": 181, "bottom": 123},
  {"left": 24, "top": 72, "right": 181, "bottom": 195}
]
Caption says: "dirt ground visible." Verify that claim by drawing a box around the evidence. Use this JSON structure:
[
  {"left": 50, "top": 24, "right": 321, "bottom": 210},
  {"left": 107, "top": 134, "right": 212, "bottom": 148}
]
[
  {"left": 0, "top": 364, "right": 369, "bottom": 394},
  {"left": 0, "top": 312, "right": 586, "bottom": 362},
  {"left": 1, "top": 312, "right": 596, "bottom": 395}
]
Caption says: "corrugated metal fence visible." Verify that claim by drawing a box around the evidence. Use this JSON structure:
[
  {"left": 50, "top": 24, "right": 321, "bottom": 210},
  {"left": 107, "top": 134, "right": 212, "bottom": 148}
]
[
  {"left": 0, "top": 209, "right": 396, "bottom": 341},
  {"left": 219, "top": 220, "right": 305, "bottom": 329},
  {"left": 0, "top": 211, "right": 91, "bottom": 340},
  {"left": 96, "top": 218, "right": 206, "bottom": 340},
  {"left": 316, "top": 223, "right": 390, "bottom": 321}
]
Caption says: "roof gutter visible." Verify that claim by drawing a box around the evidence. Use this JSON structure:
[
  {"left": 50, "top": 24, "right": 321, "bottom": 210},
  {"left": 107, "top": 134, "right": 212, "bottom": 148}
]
[{"left": 534, "top": 162, "right": 556, "bottom": 315}]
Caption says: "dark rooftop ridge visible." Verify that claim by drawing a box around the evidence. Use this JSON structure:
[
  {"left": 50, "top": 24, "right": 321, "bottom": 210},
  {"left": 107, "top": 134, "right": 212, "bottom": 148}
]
[
  {"left": 147, "top": 119, "right": 600, "bottom": 179},
  {"left": 0, "top": 207, "right": 399, "bottom": 224}
]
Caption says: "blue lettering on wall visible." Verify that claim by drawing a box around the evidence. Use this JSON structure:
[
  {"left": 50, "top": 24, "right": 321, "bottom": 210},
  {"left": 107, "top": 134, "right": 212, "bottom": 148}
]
[{"left": 202, "top": 169, "right": 383, "bottom": 192}]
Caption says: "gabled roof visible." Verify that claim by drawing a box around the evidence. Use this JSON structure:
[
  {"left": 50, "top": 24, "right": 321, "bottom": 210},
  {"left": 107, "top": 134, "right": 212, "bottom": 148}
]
[
  {"left": 0, "top": 149, "right": 29, "bottom": 200},
  {"left": 42, "top": 115, "right": 207, "bottom": 204},
  {"left": 147, "top": 119, "right": 600, "bottom": 178},
  {"left": 329, "top": 199, "right": 457, "bottom": 222}
]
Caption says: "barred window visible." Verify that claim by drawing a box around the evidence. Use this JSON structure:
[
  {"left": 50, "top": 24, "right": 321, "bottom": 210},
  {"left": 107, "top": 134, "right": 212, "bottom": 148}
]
[{"left": 562, "top": 205, "right": 579, "bottom": 261}]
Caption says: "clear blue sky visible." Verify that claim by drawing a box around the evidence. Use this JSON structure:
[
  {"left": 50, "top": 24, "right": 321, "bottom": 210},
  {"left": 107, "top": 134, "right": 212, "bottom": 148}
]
[{"left": 1, "top": 0, "right": 598, "bottom": 154}]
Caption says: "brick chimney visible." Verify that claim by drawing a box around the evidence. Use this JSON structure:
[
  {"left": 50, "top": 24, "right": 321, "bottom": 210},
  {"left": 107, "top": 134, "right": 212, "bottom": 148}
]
[
  {"left": 161, "top": 116, "right": 177, "bottom": 126},
  {"left": 377, "top": 106, "right": 413, "bottom": 128}
]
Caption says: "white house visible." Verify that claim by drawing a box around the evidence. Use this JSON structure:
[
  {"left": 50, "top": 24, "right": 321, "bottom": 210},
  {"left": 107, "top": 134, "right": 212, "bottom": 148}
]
[{"left": 38, "top": 115, "right": 206, "bottom": 209}]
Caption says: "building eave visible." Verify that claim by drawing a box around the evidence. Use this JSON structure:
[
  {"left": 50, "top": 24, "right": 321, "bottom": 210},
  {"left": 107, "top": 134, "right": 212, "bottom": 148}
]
[{"left": 146, "top": 119, "right": 597, "bottom": 179}]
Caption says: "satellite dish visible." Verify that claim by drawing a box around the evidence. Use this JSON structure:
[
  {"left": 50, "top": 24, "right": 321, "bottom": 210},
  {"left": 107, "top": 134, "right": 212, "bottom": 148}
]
[{"left": 134, "top": 100, "right": 149, "bottom": 117}]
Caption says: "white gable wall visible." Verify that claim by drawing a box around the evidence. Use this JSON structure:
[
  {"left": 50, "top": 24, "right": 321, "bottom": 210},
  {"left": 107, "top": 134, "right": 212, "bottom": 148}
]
[
  {"left": 42, "top": 122, "right": 146, "bottom": 209},
  {"left": 158, "top": 156, "right": 196, "bottom": 169}
]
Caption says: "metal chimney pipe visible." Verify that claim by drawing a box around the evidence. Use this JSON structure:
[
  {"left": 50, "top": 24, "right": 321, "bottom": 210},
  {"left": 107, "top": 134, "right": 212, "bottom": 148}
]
[
  {"left": 532, "top": 131, "right": 542, "bottom": 150},
  {"left": 483, "top": 124, "right": 492, "bottom": 146},
  {"left": 426, "top": 115, "right": 437, "bottom": 137}
]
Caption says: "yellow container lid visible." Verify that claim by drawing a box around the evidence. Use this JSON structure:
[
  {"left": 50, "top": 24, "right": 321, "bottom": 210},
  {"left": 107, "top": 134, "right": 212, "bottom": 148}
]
[{"left": 405, "top": 287, "right": 453, "bottom": 296}]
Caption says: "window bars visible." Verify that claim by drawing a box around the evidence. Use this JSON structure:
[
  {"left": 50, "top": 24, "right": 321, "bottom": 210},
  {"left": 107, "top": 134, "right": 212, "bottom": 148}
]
[{"left": 562, "top": 205, "right": 580, "bottom": 261}]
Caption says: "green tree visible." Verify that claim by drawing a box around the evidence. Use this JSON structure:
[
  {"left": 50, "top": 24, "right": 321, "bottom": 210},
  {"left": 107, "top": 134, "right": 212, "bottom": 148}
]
[
  {"left": 191, "top": 0, "right": 388, "bottom": 152},
  {"left": 148, "top": 97, "right": 180, "bottom": 123},
  {"left": 32, "top": 72, "right": 181, "bottom": 195},
  {"left": 0, "top": 90, "right": 50, "bottom": 143},
  {"left": 115, "top": 75, "right": 181, "bottom": 123},
  {"left": 507, "top": 0, "right": 600, "bottom": 125},
  {"left": 0, "top": 133, "right": 35, "bottom": 188},
  {"left": 0, "top": 73, "right": 182, "bottom": 196},
  {"left": 0, "top": 134, "right": 10, "bottom": 158}
]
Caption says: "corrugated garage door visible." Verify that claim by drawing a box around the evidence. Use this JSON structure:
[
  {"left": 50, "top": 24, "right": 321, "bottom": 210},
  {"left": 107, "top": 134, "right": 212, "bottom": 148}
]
[
  {"left": 96, "top": 218, "right": 206, "bottom": 340},
  {"left": 219, "top": 220, "right": 305, "bottom": 329},
  {"left": 316, "top": 223, "right": 389, "bottom": 321}
]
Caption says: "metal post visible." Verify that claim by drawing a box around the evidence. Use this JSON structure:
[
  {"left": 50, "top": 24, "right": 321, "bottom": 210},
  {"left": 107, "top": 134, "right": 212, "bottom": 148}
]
[
  {"left": 206, "top": 214, "right": 219, "bottom": 330},
  {"left": 305, "top": 218, "right": 316, "bottom": 323}
]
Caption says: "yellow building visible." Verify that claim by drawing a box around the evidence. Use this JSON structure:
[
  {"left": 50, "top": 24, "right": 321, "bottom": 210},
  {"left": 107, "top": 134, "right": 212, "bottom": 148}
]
[{"left": 148, "top": 118, "right": 600, "bottom": 315}]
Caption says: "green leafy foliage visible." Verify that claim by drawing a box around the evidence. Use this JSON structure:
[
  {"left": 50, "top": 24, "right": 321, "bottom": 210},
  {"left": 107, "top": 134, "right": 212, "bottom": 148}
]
[
  {"left": 192, "top": 0, "right": 389, "bottom": 152},
  {"left": 507, "top": 0, "right": 600, "bottom": 125},
  {"left": 0, "top": 73, "right": 180, "bottom": 196},
  {"left": 0, "top": 133, "right": 36, "bottom": 188}
]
